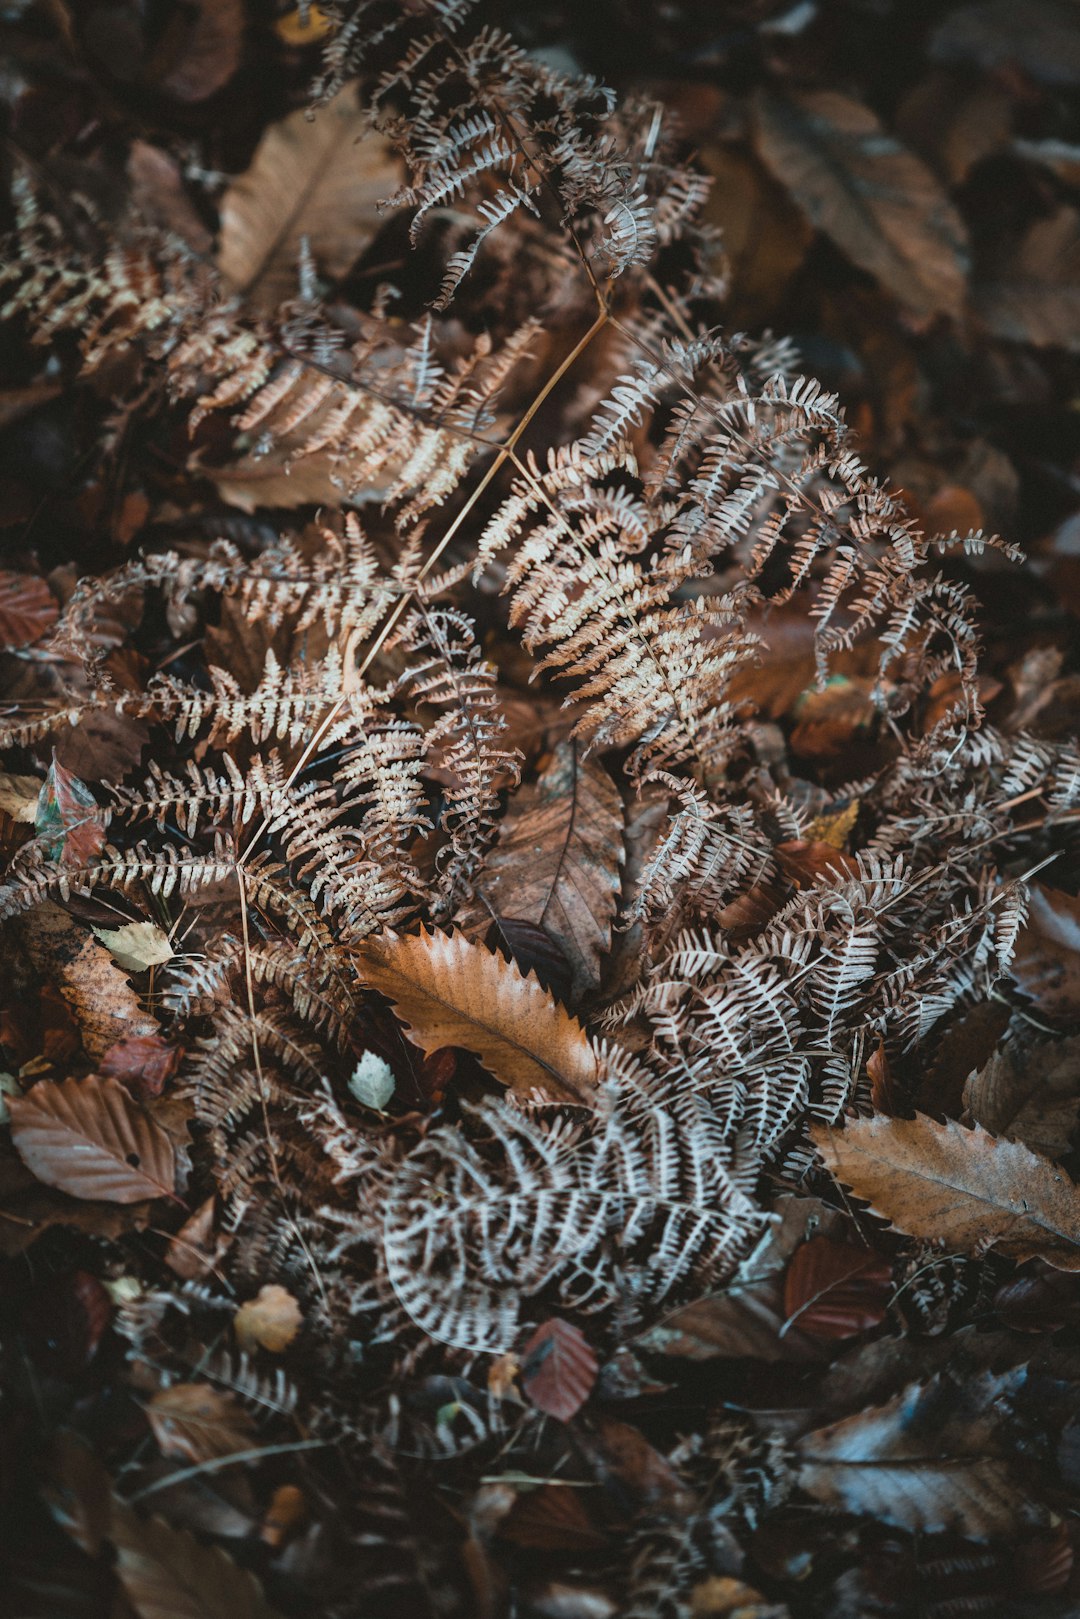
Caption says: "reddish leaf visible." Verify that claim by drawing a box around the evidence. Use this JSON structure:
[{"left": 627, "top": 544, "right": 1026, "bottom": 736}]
[
  {"left": 34, "top": 755, "right": 105, "bottom": 868},
  {"left": 100, "top": 1034, "right": 182, "bottom": 1099},
  {"left": 0, "top": 569, "right": 56, "bottom": 648},
  {"left": 8, "top": 1075, "right": 177, "bottom": 1204},
  {"left": 520, "top": 1318, "right": 598, "bottom": 1421},
  {"left": 499, "top": 1484, "right": 608, "bottom": 1551},
  {"left": 867, "top": 1039, "right": 900, "bottom": 1116},
  {"left": 419, "top": 1045, "right": 457, "bottom": 1103},
  {"left": 775, "top": 840, "right": 860, "bottom": 887},
  {"left": 783, "top": 1235, "right": 892, "bottom": 1340},
  {"left": 486, "top": 916, "right": 574, "bottom": 1002},
  {"left": 25, "top": 1268, "right": 112, "bottom": 1375}
]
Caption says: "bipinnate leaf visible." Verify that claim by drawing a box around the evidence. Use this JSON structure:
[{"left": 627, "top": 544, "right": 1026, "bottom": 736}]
[
  {"left": 520, "top": 1317, "right": 598, "bottom": 1421},
  {"left": 797, "top": 1375, "right": 1040, "bottom": 1538},
  {"left": 811, "top": 1113, "right": 1080, "bottom": 1270},
  {"left": 9, "top": 1075, "right": 177, "bottom": 1205},
  {"left": 353, "top": 928, "right": 598, "bottom": 1104},
  {"left": 217, "top": 91, "right": 400, "bottom": 312},
  {"left": 111, "top": 1495, "right": 284, "bottom": 1619},
  {"left": 146, "top": 1383, "right": 255, "bottom": 1464},
  {"left": 754, "top": 90, "right": 969, "bottom": 319},
  {"left": 467, "top": 741, "right": 624, "bottom": 997}
]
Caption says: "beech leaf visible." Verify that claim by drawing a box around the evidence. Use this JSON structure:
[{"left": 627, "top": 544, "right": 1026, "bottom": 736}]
[
  {"left": 520, "top": 1317, "right": 598, "bottom": 1421},
  {"left": 754, "top": 89, "right": 969, "bottom": 319},
  {"left": 812, "top": 1112, "right": 1080, "bottom": 1270},
  {"left": 217, "top": 91, "right": 400, "bottom": 313},
  {"left": 146, "top": 1383, "right": 256, "bottom": 1464},
  {"left": 234, "top": 1284, "right": 303, "bottom": 1354},
  {"left": 8, "top": 1075, "right": 177, "bottom": 1205},
  {"left": 110, "top": 1495, "right": 285, "bottom": 1619},
  {"left": 352, "top": 928, "right": 598, "bottom": 1104},
  {"left": 0, "top": 569, "right": 57, "bottom": 649},
  {"left": 466, "top": 741, "right": 625, "bottom": 997},
  {"left": 782, "top": 1234, "right": 892, "bottom": 1340}
]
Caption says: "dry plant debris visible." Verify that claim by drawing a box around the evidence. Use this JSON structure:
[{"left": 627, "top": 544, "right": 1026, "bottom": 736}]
[{"left": 1, "top": 2, "right": 1080, "bottom": 1616}]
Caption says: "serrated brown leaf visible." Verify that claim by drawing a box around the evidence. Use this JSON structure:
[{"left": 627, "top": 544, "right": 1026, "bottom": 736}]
[
  {"left": 353, "top": 928, "right": 598, "bottom": 1104},
  {"left": 754, "top": 90, "right": 969, "bottom": 320},
  {"left": 110, "top": 1495, "right": 285, "bottom": 1619},
  {"left": 146, "top": 1384, "right": 256, "bottom": 1465},
  {"left": 812, "top": 1112, "right": 1080, "bottom": 1270},
  {"left": 520, "top": 1317, "right": 598, "bottom": 1421},
  {"left": 964, "top": 1035, "right": 1080, "bottom": 1161},
  {"left": 782, "top": 1235, "right": 892, "bottom": 1340},
  {"left": 0, "top": 569, "right": 56, "bottom": 649},
  {"left": 217, "top": 91, "right": 400, "bottom": 313},
  {"left": 8, "top": 1075, "right": 176, "bottom": 1205},
  {"left": 466, "top": 741, "right": 624, "bottom": 997}
]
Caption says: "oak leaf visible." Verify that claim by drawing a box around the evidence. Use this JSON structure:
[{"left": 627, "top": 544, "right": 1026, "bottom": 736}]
[
  {"left": 352, "top": 928, "right": 598, "bottom": 1104},
  {"left": 812, "top": 1112, "right": 1080, "bottom": 1270},
  {"left": 217, "top": 91, "right": 400, "bottom": 313},
  {"left": 754, "top": 90, "right": 969, "bottom": 320},
  {"left": 234, "top": 1285, "right": 302, "bottom": 1354},
  {"left": 466, "top": 741, "right": 624, "bottom": 997},
  {"left": 8, "top": 1075, "right": 177, "bottom": 1205},
  {"left": 146, "top": 1383, "right": 256, "bottom": 1465}
]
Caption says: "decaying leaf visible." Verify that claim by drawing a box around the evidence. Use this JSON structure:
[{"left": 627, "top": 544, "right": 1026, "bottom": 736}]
[
  {"left": 35, "top": 756, "right": 105, "bottom": 867},
  {"left": 974, "top": 207, "right": 1080, "bottom": 352},
  {"left": 797, "top": 1372, "right": 1043, "bottom": 1538},
  {"left": 0, "top": 772, "right": 42, "bottom": 822},
  {"left": 352, "top": 928, "right": 598, "bottom": 1103},
  {"left": 964, "top": 1035, "right": 1080, "bottom": 1160},
  {"left": 520, "top": 1317, "right": 598, "bottom": 1421},
  {"left": 146, "top": 1383, "right": 256, "bottom": 1464},
  {"left": 782, "top": 1235, "right": 892, "bottom": 1340},
  {"left": 8, "top": 1075, "right": 177, "bottom": 1205},
  {"left": 217, "top": 90, "right": 400, "bottom": 312},
  {"left": 1011, "top": 884, "right": 1080, "bottom": 1023},
  {"left": 233, "top": 1284, "right": 302, "bottom": 1354},
  {"left": 466, "top": 741, "right": 624, "bottom": 997},
  {"left": 93, "top": 921, "right": 174, "bottom": 974},
  {"left": 0, "top": 569, "right": 57, "bottom": 649},
  {"left": 110, "top": 1495, "right": 285, "bottom": 1619},
  {"left": 20, "top": 903, "right": 159, "bottom": 1059},
  {"left": 812, "top": 1112, "right": 1080, "bottom": 1270},
  {"left": 754, "top": 90, "right": 969, "bottom": 319}
]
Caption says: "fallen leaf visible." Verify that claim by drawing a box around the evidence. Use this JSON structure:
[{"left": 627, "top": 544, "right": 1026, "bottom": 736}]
[
  {"left": 975, "top": 207, "right": 1080, "bottom": 352},
  {"left": 797, "top": 1372, "right": 1043, "bottom": 1538},
  {"left": 964, "top": 1035, "right": 1080, "bottom": 1160},
  {"left": 464, "top": 741, "right": 624, "bottom": 998},
  {"left": 484, "top": 917, "right": 573, "bottom": 1002},
  {"left": 100, "top": 1034, "right": 182, "bottom": 1100},
  {"left": 147, "top": 1383, "right": 256, "bottom": 1464},
  {"left": 0, "top": 772, "right": 42, "bottom": 823},
  {"left": 499, "top": 1483, "right": 608, "bottom": 1551},
  {"left": 234, "top": 1284, "right": 302, "bottom": 1353},
  {"left": 931, "top": 0, "right": 1080, "bottom": 88},
  {"left": 754, "top": 90, "right": 969, "bottom": 320},
  {"left": 812, "top": 1112, "right": 1080, "bottom": 1270},
  {"left": 35, "top": 755, "right": 105, "bottom": 867},
  {"left": 347, "top": 1049, "right": 395, "bottom": 1111},
  {"left": 782, "top": 1235, "right": 892, "bottom": 1340},
  {"left": 128, "top": 141, "right": 214, "bottom": 254},
  {"left": 353, "top": 928, "right": 598, "bottom": 1104},
  {"left": 775, "top": 840, "right": 859, "bottom": 887},
  {"left": 520, "top": 1318, "right": 598, "bottom": 1421},
  {"left": 21, "top": 903, "right": 159, "bottom": 1059},
  {"left": 110, "top": 1494, "right": 285, "bottom": 1619},
  {"left": 867, "top": 1039, "right": 900, "bottom": 1116},
  {"left": 217, "top": 90, "right": 400, "bottom": 312},
  {"left": 8, "top": 1075, "right": 177, "bottom": 1205},
  {"left": 166, "top": 1195, "right": 226, "bottom": 1280},
  {"left": 158, "top": 0, "right": 244, "bottom": 101},
  {"left": 0, "top": 570, "right": 57, "bottom": 649},
  {"left": 260, "top": 1484, "right": 307, "bottom": 1548},
  {"left": 1011, "top": 885, "right": 1080, "bottom": 1023},
  {"left": 93, "top": 921, "right": 174, "bottom": 974}
]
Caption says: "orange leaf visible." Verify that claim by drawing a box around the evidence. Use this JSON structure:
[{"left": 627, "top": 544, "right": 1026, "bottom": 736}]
[{"left": 8, "top": 1075, "right": 176, "bottom": 1205}]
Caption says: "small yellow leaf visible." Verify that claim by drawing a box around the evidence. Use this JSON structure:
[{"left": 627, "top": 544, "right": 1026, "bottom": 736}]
[
  {"left": 274, "top": 5, "right": 332, "bottom": 45},
  {"left": 93, "top": 921, "right": 174, "bottom": 974},
  {"left": 234, "top": 1284, "right": 302, "bottom": 1353}
]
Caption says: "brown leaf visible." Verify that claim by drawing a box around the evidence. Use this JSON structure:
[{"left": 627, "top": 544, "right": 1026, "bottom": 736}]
[
  {"left": 787, "top": 677, "right": 877, "bottom": 760},
  {"left": 782, "top": 1235, "right": 892, "bottom": 1340},
  {"left": 260, "top": 1484, "right": 307, "bottom": 1549},
  {"left": 0, "top": 570, "right": 57, "bottom": 649},
  {"left": 8, "top": 1075, "right": 177, "bottom": 1205},
  {"left": 100, "top": 1035, "right": 183, "bottom": 1100},
  {"left": 974, "top": 207, "right": 1080, "bottom": 352},
  {"left": 931, "top": 0, "right": 1080, "bottom": 89},
  {"left": 499, "top": 1484, "right": 608, "bottom": 1551},
  {"left": 812, "top": 1112, "right": 1080, "bottom": 1270},
  {"left": 797, "top": 1372, "right": 1040, "bottom": 1538},
  {"left": 110, "top": 1495, "right": 285, "bottom": 1619},
  {"left": 233, "top": 1284, "right": 302, "bottom": 1354},
  {"left": 128, "top": 142, "right": 213, "bottom": 254},
  {"left": 964, "top": 1035, "right": 1080, "bottom": 1160},
  {"left": 775, "top": 840, "right": 859, "bottom": 887},
  {"left": 484, "top": 918, "right": 573, "bottom": 1002},
  {"left": 466, "top": 742, "right": 624, "bottom": 998},
  {"left": 165, "top": 1195, "right": 226, "bottom": 1280},
  {"left": 1012, "top": 884, "right": 1080, "bottom": 1022},
  {"left": 353, "top": 928, "right": 598, "bottom": 1104},
  {"left": 158, "top": 0, "right": 244, "bottom": 102},
  {"left": 146, "top": 1384, "right": 256, "bottom": 1465},
  {"left": 587, "top": 1415, "right": 696, "bottom": 1518},
  {"left": 21, "top": 903, "right": 159, "bottom": 1059},
  {"left": 520, "top": 1318, "right": 598, "bottom": 1421},
  {"left": 867, "top": 1039, "right": 900, "bottom": 1116},
  {"left": 754, "top": 90, "right": 969, "bottom": 320},
  {"left": 217, "top": 91, "right": 400, "bottom": 313}
]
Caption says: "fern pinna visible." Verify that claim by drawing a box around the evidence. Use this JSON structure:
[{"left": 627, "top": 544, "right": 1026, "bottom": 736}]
[{"left": 1, "top": 1, "right": 1078, "bottom": 1614}]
